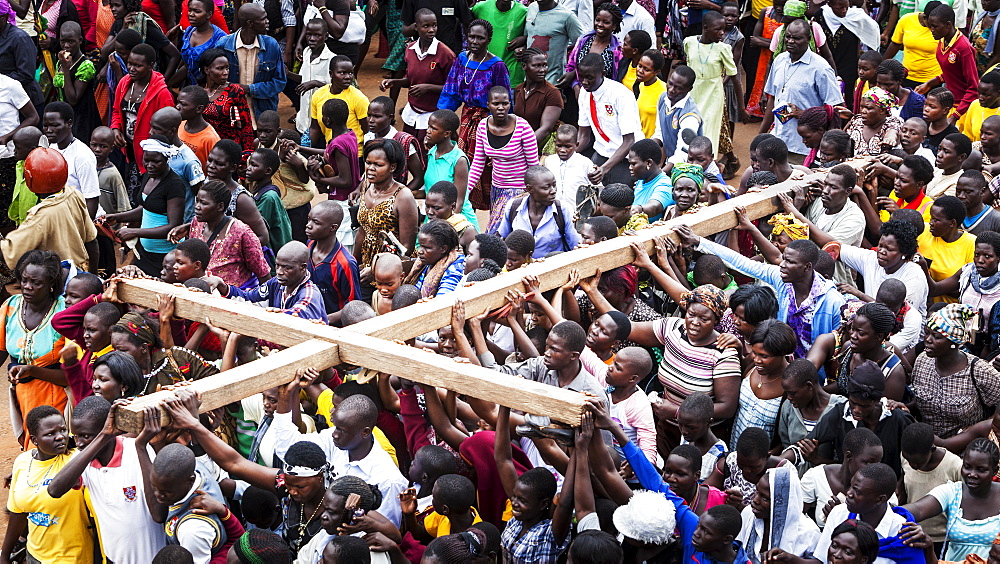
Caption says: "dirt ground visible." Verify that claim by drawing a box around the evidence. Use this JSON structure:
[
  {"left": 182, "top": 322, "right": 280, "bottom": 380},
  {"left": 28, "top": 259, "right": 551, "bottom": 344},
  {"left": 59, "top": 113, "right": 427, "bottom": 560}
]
[{"left": 0, "top": 36, "right": 760, "bottom": 538}]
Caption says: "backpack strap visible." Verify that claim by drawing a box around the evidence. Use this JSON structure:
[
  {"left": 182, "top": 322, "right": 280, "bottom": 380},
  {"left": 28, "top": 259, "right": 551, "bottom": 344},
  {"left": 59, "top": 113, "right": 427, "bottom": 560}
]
[
  {"left": 552, "top": 200, "right": 570, "bottom": 251},
  {"left": 507, "top": 195, "right": 528, "bottom": 227}
]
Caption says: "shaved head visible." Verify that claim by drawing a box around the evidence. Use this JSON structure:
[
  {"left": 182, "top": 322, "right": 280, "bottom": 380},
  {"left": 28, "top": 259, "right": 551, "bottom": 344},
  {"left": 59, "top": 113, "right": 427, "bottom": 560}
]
[
  {"left": 151, "top": 107, "right": 182, "bottom": 131},
  {"left": 13, "top": 126, "right": 42, "bottom": 146},
  {"left": 616, "top": 346, "right": 653, "bottom": 376},
  {"left": 238, "top": 3, "right": 265, "bottom": 20},
  {"left": 312, "top": 200, "right": 344, "bottom": 226},
  {"left": 153, "top": 443, "right": 196, "bottom": 480},
  {"left": 276, "top": 241, "right": 309, "bottom": 265},
  {"left": 373, "top": 253, "right": 403, "bottom": 276}
]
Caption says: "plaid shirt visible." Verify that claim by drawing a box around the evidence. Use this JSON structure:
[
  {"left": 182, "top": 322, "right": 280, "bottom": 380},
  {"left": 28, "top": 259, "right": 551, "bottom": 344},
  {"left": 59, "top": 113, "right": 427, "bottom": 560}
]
[
  {"left": 223, "top": 272, "right": 327, "bottom": 321},
  {"left": 910, "top": 351, "right": 1000, "bottom": 438},
  {"left": 501, "top": 518, "right": 569, "bottom": 564}
]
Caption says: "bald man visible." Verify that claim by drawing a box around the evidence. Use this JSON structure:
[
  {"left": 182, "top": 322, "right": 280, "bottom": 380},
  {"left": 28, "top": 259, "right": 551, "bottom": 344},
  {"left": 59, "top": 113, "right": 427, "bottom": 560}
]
[
  {"left": 148, "top": 107, "right": 205, "bottom": 221},
  {"left": 305, "top": 200, "right": 360, "bottom": 325},
  {"left": 219, "top": 3, "right": 288, "bottom": 117},
  {"left": 210, "top": 241, "right": 327, "bottom": 321}
]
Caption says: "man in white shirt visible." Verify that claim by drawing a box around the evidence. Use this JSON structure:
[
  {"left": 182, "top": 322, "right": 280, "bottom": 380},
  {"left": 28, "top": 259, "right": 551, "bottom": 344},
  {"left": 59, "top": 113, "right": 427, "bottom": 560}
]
[
  {"left": 577, "top": 53, "right": 643, "bottom": 186},
  {"left": 47, "top": 396, "right": 166, "bottom": 563},
  {"left": 814, "top": 463, "right": 928, "bottom": 564},
  {"left": 615, "top": 0, "right": 656, "bottom": 42},
  {"left": 272, "top": 391, "right": 408, "bottom": 528},
  {"left": 42, "top": 101, "right": 102, "bottom": 218}
]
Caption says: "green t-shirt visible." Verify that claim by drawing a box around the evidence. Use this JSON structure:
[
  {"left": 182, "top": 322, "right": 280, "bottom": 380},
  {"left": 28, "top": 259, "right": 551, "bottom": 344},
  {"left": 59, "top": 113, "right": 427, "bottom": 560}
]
[
  {"left": 256, "top": 186, "right": 293, "bottom": 257},
  {"left": 472, "top": 0, "right": 528, "bottom": 87}
]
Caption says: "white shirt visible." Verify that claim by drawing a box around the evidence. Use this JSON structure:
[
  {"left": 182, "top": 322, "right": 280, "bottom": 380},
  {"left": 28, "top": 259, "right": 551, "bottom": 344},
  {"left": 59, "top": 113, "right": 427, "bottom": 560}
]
[
  {"left": 559, "top": 0, "right": 593, "bottom": 32},
  {"left": 544, "top": 152, "right": 593, "bottom": 213},
  {"left": 175, "top": 468, "right": 226, "bottom": 564},
  {"left": 242, "top": 394, "right": 316, "bottom": 468},
  {"left": 615, "top": 0, "right": 656, "bottom": 42},
  {"left": 653, "top": 92, "right": 703, "bottom": 164},
  {"left": 80, "top": 437, "right": 166, "bottom": 563},
  {"left": 839, "top": 244, "right": 929, "bottom": 315},
  {"left": 363, "top": 127, "right": 418, "bottom": 157},
  {"left": 295, "top": 44, "right": 335, "bottom": 133},
  {"left": 294, "top": 531, "right": 391, "bottom": 564},
  {"left": 271, "top": 411, "right": 408, "bottom": 528},
  {"left": 806, "top": 198, "right": 865, "bottom": 286},
  {"left": 401, "top": 39, "right": 442, "bottom": 128},
  {"left": 816, "top": 504, "right": 907, "bottom": 564},
  {"left": 0, "top": 74, "right": 29, "bottom": 159},
  {"left": 578, "top": 78, "right": 643, "bottom": 159},
  {"left": 56, "top": 138, "right": 104, "bottom": 215},
  {"left": 889, "top": 301, "right": 923, "bottom": 353}
]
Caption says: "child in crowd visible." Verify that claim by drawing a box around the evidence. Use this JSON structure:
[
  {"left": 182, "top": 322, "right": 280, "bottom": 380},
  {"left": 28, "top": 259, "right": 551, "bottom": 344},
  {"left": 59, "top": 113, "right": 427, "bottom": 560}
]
[
  {"left": 618, "top": 29, "right": 652, "bottom": 91},
  {"left": 674, "top": 392, "right": 727, "bottom": 481},
  {"left": 635, "top": 49, "right": 667, "bottom": 141},
  {"left": 291, "top": 18, "right": 334, "bottom": 141},
  {"left": 900, "top": 423, "right": 963, "bottom": 545},
  {"left": 309, "top": 55, "right": 369, "bottom": 152},
  {"left": 424, "top": 181, "right": 477, "bottom": 251},
  {"left": 90, "top": 127, "right": 130, "bottom": 217},
  {"left": 817, "top": 130, "right": 853, "bottom": 168},
  {"left": 245, "top": 148, "right": 293, "bottom": 253},
  {"left": 363, "top": 96, "right": 425, "bottom": 193},
  {"left": 309, "top": 99, "right": 361, "bottom": 203},
  {"left": 687, "top": 136, "right": 727, "bottom": 185},
  {"left": 424, "top": 109, "right": 477, "bottom": 227},
  {"left": 176, "top": 85, "right": 222, "bottom": 168},
  {"left": 924, "top": 87, "right": 960, "bottom": 153},
  {"left": 54, "top": 287, "right": 122, "bottom": 405},
  {"left": 543, "top": 124, "right": 593, "bottom": 216},
  {"left": 256, "top": 112, "right": 317, "bottom": 244},
  {"left": 854, "top": 50, "right": 883, "bottom": 114},
  {"left": 305, "top": 200, "right": 361, "bottom": 324},
  {"left": 504, "top": 229, "right": 535, "bottom": 271},
  {"left": 629, "top": 138, "right": 672, "bottom": 221},
  {"left": 404, "top": 473, "right": 482, "bottom": 541},
  {"left": 899, "top": 117, "right": 937, "bottom": 164},
  {"left": 578, "top": 216, "right": 619, "bottom": 246},
  {"left": 371, "top": 253, "right": 405, "bottom": 315},
  {"left": 720, "top": 2, "right": 748, "bottom": 178},
  {"left": 172, "top": 238, "right": 210, "bottom": 283}
]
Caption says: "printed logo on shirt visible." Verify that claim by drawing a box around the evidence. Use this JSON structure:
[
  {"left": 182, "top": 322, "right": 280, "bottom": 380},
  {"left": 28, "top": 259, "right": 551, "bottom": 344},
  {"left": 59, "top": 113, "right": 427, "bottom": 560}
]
[
  {"left": 605, "top": 104, "right": 615, "bottom": 116},
  {"left": 166, "top": 515, "right": 180, "bottom": 536},
  {"left": 948, "top": 51, "right": 957, "bottom": 64},
  {"left": 28, "top": 512, "right": 58, "bottom": 527},
  {"left": 430, "top": 61, "right": 437, "bottom": 69},
  {"left": 442, "top": 6, "right": 454, "bottom": 15},
  {"left": 123, "top": 485, "right": 137, "bottom": 502}
]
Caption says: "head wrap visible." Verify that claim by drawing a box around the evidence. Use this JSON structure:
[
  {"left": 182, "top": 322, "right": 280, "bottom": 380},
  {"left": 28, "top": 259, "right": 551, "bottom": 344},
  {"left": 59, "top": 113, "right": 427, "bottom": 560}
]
[
  {"left": 926, "top": 303, "right": 977, "bottom": 345},
  {"left": 670, "top": 163, "right": 705, "bottom": 189},
  {"left": 139, "top": 137, "right": 182, "bottom": 159},
  {"left": 862, "top": 86, "right": 899, "bottom": 114},
  {"left": 233, "top": 529, "right": 293, "bottom": 564},
  {"left": 768, "top": 214, "right": 810, "bottom": 241},
  {"left": 840, "top": 299, "right": 866, "bottom": 325},
  {"left": 115, "top": 312, "right": 157, "bottom": 346},
  {"left": 785, "top": 0, "right": 807, "bottom": 17},
  {"left": 746, "top": 466, "right": 817, "bottom": 561},
  {"left": 845, "top": 360, "right": 885, "bottom": 399},
  {"left": 679, "top": 284, "right": 728, "bottom": 319},
  {"left": 613, "top": 490, "right": 677, "bottom": 544}
]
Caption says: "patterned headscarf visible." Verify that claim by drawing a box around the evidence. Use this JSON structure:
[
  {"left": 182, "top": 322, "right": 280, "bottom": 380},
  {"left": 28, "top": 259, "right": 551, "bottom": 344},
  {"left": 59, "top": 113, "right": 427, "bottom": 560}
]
[
  {"left": 670, "top": 163, "right": 705, "bottom": 189},
  {"left": 139, "top": 137, "right": 182, "bottom": 159},
  {"left": 926, "top": 303, "right": 977, "bottom": 345},
  {"left": 785, "top": 0, "right": 807, "bottom": 17},
  {"left": 115, "top": 313, "right": 157, "bottom": 346},
  {"left": 679, "top": 284, "right": 728, "bottom": 319},
  {"left": 233, "top": 529, "right": 293, "bottom": 563},
  {"left": 768, "top": 214, "right": 810, "bottom": 240},
  {"left": 841, "top": 299, "right": 866, "bottom": 325},
  {"left": 862, "top": 86, "right": 899, "bottom": 114}
]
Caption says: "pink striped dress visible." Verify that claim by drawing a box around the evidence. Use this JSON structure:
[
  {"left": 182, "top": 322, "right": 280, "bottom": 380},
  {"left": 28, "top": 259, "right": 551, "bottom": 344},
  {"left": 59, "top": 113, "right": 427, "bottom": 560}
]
[{"left": 467, "top": 115, "right": 539, "bottom": 233}]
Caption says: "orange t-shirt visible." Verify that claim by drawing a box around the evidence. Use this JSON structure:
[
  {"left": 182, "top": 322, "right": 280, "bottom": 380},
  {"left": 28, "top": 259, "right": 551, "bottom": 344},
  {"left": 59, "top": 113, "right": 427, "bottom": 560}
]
[{"left": 179, "top": 122, "right": 221, "bottom": 169}]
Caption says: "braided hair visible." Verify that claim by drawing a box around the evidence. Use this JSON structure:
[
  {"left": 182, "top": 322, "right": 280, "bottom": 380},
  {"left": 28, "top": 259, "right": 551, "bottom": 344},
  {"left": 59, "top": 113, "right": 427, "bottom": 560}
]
[
  {"left": 595, "top": 2, "right": 624, "bottom": 31},
  {"left": 798, "top": 105, "right": 837, "bottom": 133},
  {"left": 328, "top": 476, "right": 383, "bottom": 511},
  {"left": 469, "top": 19, "right": 494, "bottom": 40},
  {"left": 423, "top": 528, "right": 489, "bottom": 563},
  {"left": 856, "top": 302, "right": 896, "bottom": 337}
]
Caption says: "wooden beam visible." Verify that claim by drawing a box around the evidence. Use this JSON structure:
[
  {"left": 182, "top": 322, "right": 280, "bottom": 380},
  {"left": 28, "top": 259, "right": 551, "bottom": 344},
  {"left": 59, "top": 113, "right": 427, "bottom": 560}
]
[
  {"left": 114, "top": 278, "right": 343, "bottom": 348},
  {"left": 333, "top": 333, "right": 590, "bottom": 424},
  {"left": 114, "top": 339, "right": 341, "bottom": 434},
  {"left": 347, "top": 181, "right": 802, "bottom": 342}
]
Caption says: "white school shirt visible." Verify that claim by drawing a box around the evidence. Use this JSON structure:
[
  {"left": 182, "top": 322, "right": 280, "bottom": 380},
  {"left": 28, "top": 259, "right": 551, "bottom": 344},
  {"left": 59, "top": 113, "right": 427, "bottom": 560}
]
[
  {"left": 578, "top": 79, "right": 643, "bottom": 159},
  {"left": 295, "top": 45, "right": 335, "bottom": 133},
  {"left": 80, "top": 437, "right": 166, "bottom": 563},
  {"left": 544, "top": 152, "right": 593, "bottom": 213},
  {"left": 815, "top": 504, "right": 907, "bottom": 564},
  {"left": 57, "top": 138, "right": 104, "bottom": 216},
  {"left": 271, "top": 411, "right": 409, "bottom": 528}
]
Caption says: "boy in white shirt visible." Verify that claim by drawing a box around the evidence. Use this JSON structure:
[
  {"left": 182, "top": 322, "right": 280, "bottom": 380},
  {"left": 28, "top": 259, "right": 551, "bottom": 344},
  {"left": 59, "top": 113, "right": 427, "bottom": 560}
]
[
  {"left": 543, "top": 124, "right": 594, "bottom": 214},
  {"left": 577, "top": 53, "right": 643, "bottom": 186}
]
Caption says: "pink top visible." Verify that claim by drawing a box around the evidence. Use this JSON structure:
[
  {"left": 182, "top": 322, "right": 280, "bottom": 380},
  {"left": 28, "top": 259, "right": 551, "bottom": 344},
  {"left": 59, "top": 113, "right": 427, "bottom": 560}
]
[
  {"left": 190, "top": 216, "right": 271, "bottom": 287},
  {"left": 466, "top": 116, "right": 539, "bottom": 193},
  {"left": 580, "top": 347, "right": 657, "bottom": 463}
]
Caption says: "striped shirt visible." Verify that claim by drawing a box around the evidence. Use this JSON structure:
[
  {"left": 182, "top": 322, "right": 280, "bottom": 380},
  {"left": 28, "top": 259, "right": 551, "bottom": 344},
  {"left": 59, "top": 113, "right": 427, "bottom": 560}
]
[
  {"left": 467, "top": 116, "right": 539, "bottom": 194},
  {"left": 308, "top": 240, "right": 360, "bottom": 315},
  {"left": 222, "top": 272, "right": 327, "bottom": 321},
  {"left": 653, "top": 317, "right": 741, "bottom": 405}
]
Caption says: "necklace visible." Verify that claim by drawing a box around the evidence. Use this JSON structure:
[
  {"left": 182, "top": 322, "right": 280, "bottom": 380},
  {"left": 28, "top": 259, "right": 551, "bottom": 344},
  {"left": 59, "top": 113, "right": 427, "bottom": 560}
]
[
  {"left": 208, "top": 82, "right": 228, "bottom": 98},
  {"left": 127, "top": 79, "right": 150, "bottom": 102},
  {"left": 752, "top": 366, "right": 781, "bottom": 389},
  {"left": 462, "top": 51, "right": 489, "bottom": 85},
  {"left": 25, "top": 453, "right": 56, "bottom": 491},
  {"left": 298, "top": 500, "right": 324, "bottom": 538}
]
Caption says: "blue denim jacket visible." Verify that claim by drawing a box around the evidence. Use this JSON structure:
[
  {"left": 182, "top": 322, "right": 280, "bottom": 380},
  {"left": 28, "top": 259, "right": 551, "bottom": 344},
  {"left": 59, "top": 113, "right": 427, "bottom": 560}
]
[{"left": 219, "top": 31, "right": 287, "bottom": 116}]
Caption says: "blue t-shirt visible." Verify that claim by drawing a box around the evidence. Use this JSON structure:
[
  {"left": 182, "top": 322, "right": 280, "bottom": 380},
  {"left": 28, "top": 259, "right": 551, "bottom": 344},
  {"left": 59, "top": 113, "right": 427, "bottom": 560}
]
[
  {"left": 634, "top": 171, "right": 673, "bottom": 221},
  {"left": 168, "top": 145, "right": 206, "bottom": 222}
]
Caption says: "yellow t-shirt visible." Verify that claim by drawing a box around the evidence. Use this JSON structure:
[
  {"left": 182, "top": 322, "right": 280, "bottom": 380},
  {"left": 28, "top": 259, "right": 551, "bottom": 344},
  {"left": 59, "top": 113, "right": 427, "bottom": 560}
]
[
  {"left": 879, "top": 190, "right": 934, "bottom": 222},
  {"left": 310, "top": 85, "right": 369, "bottom": 151},
  {"left": 891, "top": 13, "right": 942, "bottom": 83},
  {"left": 423, "top": 507, "right": 483, "bottom": 537},
  {"left": 7, "top": 450, "right": 94, "bottom": 563},
  {"left": 637, "top": 78, "right": 668, "bottom": 140},
  {"left": 315, "top": 388, "right": 399, "bottom": 467},
  {"left": 957, "top": 101, "right": 1000, "bottom": 142},
  {"left": 917, "top": 229, "right": 977, "bottom": 303},
  {"left": 621, "top": 63, "right": 638, "bottom": 93}
]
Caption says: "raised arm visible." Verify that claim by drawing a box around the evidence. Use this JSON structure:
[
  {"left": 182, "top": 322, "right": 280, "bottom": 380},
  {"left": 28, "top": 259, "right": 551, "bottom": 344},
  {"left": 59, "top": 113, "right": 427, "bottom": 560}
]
[{"left": 494, "top": 406, "right": 520, "bottom": 500}]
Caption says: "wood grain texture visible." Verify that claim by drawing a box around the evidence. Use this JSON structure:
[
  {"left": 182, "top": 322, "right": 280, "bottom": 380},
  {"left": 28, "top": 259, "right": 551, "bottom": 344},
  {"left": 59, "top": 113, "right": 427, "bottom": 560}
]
[
  {"left": 346, "top": 183, "right": 796, "bottom": 342},
  {"left": 114, "top": 340, "right": 341, "bottom": 433},
  {"left": 114, "top": 278, "right": 343, "bottom": 348},
  {"left": 333, "top": 333, "right": 590, "bottom": 424}
]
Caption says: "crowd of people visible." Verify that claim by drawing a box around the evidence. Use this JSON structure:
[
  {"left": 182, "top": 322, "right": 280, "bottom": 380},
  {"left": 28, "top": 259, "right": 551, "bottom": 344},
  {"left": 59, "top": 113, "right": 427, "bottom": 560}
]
[{"left": 8, "top": 0, "right": 1000, "bottom": 561}]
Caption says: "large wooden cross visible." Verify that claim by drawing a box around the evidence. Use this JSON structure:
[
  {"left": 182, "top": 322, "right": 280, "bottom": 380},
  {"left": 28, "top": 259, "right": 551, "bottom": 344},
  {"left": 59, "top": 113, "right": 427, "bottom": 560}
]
[{"left": 112, "top": 178, "right": 813, "bottom": 433}]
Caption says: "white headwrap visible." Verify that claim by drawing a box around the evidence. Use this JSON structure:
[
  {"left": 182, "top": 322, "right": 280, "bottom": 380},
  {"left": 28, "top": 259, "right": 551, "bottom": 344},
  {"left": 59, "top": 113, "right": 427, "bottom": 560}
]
[
  {"left": 737, "top": 465, "right": 820, "bottom": 563},
  {"left": 139, "top": 138, "right": 182, "bottom": 158},
  {"left": 821, "top": 6, "right": 882, "bottom": 51}
]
